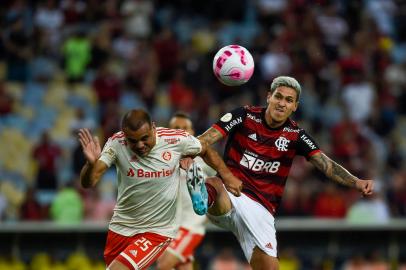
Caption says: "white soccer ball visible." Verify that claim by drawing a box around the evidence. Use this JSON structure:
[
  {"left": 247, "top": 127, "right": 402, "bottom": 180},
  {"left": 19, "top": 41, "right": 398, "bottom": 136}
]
[{"left": 212, "top": 45, "right": 254, "bottom": 86}]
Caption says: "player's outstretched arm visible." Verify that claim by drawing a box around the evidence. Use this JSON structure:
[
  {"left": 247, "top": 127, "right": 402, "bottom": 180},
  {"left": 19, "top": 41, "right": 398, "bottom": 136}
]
[
  {"left": 197, "top": 127, "right": 224, "bottom": 146},
  {"left": 310, "top": 152, "right": 374, "bottom": 196},
  {"left": 78, "top": 128, "right": 108, "bottom": 188},
  {"left": 198, "top": 140, "right": 242, "bottom": 197}
]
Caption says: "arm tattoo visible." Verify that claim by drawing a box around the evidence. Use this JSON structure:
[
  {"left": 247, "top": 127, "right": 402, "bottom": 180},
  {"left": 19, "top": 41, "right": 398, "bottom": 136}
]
[
  {"left": 310, "top": 153, "right": 357, "bottom": 187},
  {"left": 198, "top": 127, "right": 223, "bottom": 146}
]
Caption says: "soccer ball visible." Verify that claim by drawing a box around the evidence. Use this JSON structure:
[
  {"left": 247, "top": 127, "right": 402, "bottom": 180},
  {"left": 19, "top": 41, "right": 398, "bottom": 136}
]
[{"left": 212, "top": 45, "right": 254, "bottom": 86}]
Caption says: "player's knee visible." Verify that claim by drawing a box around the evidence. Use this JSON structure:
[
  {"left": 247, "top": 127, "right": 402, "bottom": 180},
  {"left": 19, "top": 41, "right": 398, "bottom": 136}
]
[
  {"left": 206, "top": 176, "right": 224, "bottom": 193},
  {"left": 107, "top": 260, "right": 131, "bottom": 270},
  {"left": 156, "top": 256, "right": 176, "bottom": 270},
  {"left": 250, "top": 247, "right": 279, "bottom": 270}
]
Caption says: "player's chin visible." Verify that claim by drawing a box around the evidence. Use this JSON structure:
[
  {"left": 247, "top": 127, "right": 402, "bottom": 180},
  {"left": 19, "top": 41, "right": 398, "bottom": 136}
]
[
  {"left": 135, "top": 148, "right": 150, "bottom": 156},
  {"left": 272, "top": 113, "right": 288, "bottom": 123}
]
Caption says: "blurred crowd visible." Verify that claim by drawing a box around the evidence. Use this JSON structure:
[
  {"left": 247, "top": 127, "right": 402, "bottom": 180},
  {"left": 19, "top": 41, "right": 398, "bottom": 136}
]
[{"left": 0, "top": 0, "right": 405, "bottom": 228}]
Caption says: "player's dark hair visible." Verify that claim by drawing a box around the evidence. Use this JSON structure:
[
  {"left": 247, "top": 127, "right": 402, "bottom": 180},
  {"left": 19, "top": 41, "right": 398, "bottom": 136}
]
[
  {"left": 122, "top": 109, "right": 152, "bottom": 131},
  {"left": 171, "top": 111, "right": 191, "bottom": 120},
  {"left": 270, "top": 76, "right": 302, "bottom": 101}
]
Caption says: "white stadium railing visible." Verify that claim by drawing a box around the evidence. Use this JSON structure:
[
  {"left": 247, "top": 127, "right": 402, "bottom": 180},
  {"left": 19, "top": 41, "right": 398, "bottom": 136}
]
[{"left": 0, "top": 218, "right": 406, "bottom": 232}]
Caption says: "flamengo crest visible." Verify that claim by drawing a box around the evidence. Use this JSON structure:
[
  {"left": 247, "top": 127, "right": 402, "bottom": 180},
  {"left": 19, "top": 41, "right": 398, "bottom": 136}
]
[{"left": 275, "top": 136, "right": 290, "bottom": 151}]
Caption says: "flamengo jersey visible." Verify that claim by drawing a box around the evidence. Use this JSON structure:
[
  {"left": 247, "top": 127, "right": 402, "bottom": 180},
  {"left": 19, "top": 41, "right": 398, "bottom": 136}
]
[
  {"left": 213, "top": 106, "right": 321, "bottom": 215},
  {"left": 99, "top": 127, "right": 202, "bottom": 238},
  {"left": 178, "top": 156, "right": 216, "bottom": 235}
]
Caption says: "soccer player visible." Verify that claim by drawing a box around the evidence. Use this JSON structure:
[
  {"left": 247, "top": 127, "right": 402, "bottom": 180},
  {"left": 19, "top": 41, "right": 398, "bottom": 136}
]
[
  {"left": 78, "top": 109, "right": 242, "bottom": 270},
  {"left": 193, "top": 76, "right": 374, "bottom": 270},
  {"left": 156, "top": 112, "right": 216, "bottom": 270}
]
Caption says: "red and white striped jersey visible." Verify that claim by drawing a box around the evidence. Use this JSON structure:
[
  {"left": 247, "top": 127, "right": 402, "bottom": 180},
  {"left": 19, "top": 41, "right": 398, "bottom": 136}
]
[{"left": 99, "top": 127, "right": 202, "bottom": 238}]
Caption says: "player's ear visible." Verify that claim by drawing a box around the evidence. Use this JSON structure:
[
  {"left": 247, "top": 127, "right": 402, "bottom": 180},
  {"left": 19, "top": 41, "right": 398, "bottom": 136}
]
[
  {"left": 266, "top": 92, "right": 272, "bottom": 103},
  {"left": 292, "top": 102, "right": 299, "bottom": 112}
]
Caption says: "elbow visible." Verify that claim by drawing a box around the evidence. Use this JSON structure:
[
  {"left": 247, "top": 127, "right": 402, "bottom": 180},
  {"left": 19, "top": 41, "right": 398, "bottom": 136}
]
[
  {"left": 80, "top": 176, "right": 98, "bottom": 189},
  {"left": 80, "top": 181, "right": 93, "bottom": 189}
]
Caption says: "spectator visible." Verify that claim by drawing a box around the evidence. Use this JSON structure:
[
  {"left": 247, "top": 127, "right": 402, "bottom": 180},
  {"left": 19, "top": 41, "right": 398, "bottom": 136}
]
[
  {"left": 62, "top": 30, "right": 91, "bottom": 82},
  {"left": 50, "top": 181, "right": 83, "bottom": 224},
  {"left": 154, "top": 27, "right": 180, "bottom": 82},
  {"left": 32, "top": 132, "right": 62, "bottom": 190},
  {"left": 2, "top": 16, "right": 32, "bottom": 82},
  {"left": 19, "top": 187, "right": 44, "bottom": 220},
  {"left": 341, "top": 71, "right": 375, "bottom": 124},
  {"left": 209, "top": 248, "right": 247, "bottom": 270},
  {"left": 0, "top": 81, "right": 13, "bottom": 116},
  {"left": 346, "top": 183, "right": 390, "bottom": 224},
  {"left": 92, "top": 63, "right": 121, "bottom": 119},
  {"left": 120, "top": 0, "right": 154, "bottom": 39},
  {"left": 34, "top": 0, "right": 64, "bottom": 51},
  {"left": 313, "top": 183, "right": 348, "bottom": 218}
]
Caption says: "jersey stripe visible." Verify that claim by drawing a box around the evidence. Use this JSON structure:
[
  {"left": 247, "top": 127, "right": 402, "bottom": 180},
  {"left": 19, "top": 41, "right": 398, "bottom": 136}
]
[
  {"left": 110, "top": 131, "right": 125, "bottom": 140},
  {"left": 212, "top": 124, "right": 227, "bottom": 137}
]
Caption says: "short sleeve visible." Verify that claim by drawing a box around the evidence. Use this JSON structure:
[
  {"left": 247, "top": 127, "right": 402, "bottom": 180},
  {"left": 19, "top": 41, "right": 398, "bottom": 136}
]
[
  {"left": 99, "top": 138, "right": 118, "bottom": 167},
  {"left": 181, "top": 134, "right": 202, "bottom": 156},
  {"left": 212, "top": 106, "right": 247, "bottom": 137},
  {"left": 297, "top": 130, "right": 321, "bottom": 159}
]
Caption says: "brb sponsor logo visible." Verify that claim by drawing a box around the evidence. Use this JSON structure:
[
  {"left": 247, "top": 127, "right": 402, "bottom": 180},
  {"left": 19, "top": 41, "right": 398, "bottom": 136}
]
[{"left": 239, "top": 151, "right": 280, "bottom": 173}]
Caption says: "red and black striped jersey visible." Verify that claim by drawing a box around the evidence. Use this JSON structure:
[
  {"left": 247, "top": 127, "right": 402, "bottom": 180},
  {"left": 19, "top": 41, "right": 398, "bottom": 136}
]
[{"left": 212, "top": 106, "right": 321, "bottom": 215}]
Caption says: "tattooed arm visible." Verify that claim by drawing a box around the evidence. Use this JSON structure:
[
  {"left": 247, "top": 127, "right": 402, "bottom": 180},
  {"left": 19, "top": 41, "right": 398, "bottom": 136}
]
[
  {"left": 310, "top": 152, "right": 374, "bottom": 195},
  {"left": 197, "top": 127, "right": 224, "bottom": 146}
]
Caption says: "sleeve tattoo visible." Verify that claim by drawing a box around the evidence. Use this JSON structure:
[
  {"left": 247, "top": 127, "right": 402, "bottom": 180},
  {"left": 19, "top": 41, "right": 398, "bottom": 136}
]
[
  {"left": 310, "top": 153, "right": 358, "bottom": 188},
  {"left": 198, "top": 127, "right": 223, "bottom": 146}
]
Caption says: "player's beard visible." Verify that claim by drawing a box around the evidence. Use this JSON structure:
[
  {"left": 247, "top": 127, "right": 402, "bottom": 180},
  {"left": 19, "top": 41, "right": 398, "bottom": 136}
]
[{"left": 133, "top": 146, "right": 150, "bottom": 156}]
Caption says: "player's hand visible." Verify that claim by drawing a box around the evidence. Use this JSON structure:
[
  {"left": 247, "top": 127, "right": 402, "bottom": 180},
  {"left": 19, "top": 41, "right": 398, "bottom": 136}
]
[
  {"left": 222, "top": 173, "right": 243, "bottom": 197},
  {"left": 78, "top": 128, "right": 101, "bottom": 164},
  {"left": 355, "top": 179, "right": 374, "bottom": 196},
  {"left": 180, "top": 157, "right": 194, "bottom": 170}
]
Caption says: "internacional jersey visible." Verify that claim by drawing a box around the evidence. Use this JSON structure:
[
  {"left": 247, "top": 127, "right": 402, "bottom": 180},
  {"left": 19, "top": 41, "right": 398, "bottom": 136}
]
[
  {"left": 99, "top": 127, "right": 202, "bottom": 238},
  {"left": 213, "top": 106, "right": 321, "bottom": 215}
]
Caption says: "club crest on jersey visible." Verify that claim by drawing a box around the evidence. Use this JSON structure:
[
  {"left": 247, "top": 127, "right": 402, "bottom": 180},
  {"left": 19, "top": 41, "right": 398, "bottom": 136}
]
[
  {"left": 275, "top": 136, "right": 290, "bottom": 151},
  {"left": 162, "top": 151, "right": 172, "bottom": 161}
]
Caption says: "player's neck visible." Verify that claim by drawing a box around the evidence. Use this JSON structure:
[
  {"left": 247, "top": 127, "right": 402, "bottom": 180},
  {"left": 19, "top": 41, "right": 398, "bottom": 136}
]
[{"left": 266, "top": 116, "right": 286, "bottom": 129}]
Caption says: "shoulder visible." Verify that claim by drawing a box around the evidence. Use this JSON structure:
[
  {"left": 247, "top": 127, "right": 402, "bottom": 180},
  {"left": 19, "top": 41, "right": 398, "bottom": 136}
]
[
  {"left": 245, "top": 105, "right": 263, "bottom": 114},
  {"left": 105, "top": 131, "right": 126, "bottom": 146},
  {"left": 156, "top": 127, "right": 188, "bottom": 138},
  {"left": 156, "top": 127, "right": 194, "bottom": 147}
]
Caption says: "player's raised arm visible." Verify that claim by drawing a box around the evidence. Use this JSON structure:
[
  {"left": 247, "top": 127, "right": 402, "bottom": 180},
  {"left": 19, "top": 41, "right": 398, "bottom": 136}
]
[
  {"left": 198, "top": 139, "right": 242, "bottom": 197},
  {"left": 78, "top": 128, "right": 108, "bottom": 188},
  {"left": 310, "top": 152, "right": 374, "bottom": 196},
  {"left": 197, "top": 126, "right": 224, "bottom": 146}
]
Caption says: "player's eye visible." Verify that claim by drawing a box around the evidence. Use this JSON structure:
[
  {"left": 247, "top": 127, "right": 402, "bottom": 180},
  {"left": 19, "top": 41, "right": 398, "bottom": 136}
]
[{"left": 127, "top": 138, "right": 138, "bottom": 144}]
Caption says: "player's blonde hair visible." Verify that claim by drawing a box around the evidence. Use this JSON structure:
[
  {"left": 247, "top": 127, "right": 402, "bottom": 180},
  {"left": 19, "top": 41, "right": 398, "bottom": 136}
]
[{"left": 270, "top": 76, "right": 302, "bottom": 101}]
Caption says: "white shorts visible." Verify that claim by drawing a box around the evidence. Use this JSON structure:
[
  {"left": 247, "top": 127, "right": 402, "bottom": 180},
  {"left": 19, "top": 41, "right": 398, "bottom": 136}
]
[{"left": 207, "top": 192, "right": 277, "bottom": 262}]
